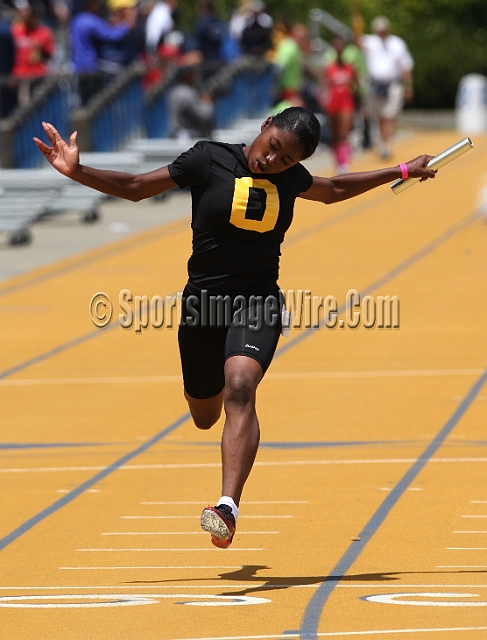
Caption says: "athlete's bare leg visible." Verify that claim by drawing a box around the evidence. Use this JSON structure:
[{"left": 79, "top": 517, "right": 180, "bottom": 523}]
[
  {"left": 337, "top": 111, "right": 354, "bottom": 142},
  {"left": 379, "top": 115, "right": 395, "bottom": 156},
  {"left": 185, "top": 389, "right": 224, "bottom": 430},
  {"left": 220, "top": 355, "right": 263, "bottom": 505},
  {"left": 329, "top": 111, "right": 354, "bottom": 171}
]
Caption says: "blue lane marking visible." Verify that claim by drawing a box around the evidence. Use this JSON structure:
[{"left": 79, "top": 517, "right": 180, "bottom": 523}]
[
  {"left": 287, "top": 367, "right": 487, "bottom": 639},
  {"left": 258, "top": 441, "right": 398, "bottom": 449},
  {"left": 5, "top": 438, "right": 483, "bottom": 453},
  {"left": 0, "top": 326, "right": 115, "bottom": 380},
  {"left": 0, "top": 442, "right": 112, "bottom": 450},
  {"left": 0, "top": 412, "right": 190, "bottom": 552},
  {"left": 183, "top": 440, "right": 399, "bottom": 449}
]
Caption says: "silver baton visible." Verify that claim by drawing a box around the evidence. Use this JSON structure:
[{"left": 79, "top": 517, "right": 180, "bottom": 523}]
[{"left": 391, "top": 137, "right": 474, "bottom": 195}]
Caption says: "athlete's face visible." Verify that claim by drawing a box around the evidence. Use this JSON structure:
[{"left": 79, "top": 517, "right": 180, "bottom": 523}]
[{"left": 244, "top": 119, "right": 305, "bottom": 175}]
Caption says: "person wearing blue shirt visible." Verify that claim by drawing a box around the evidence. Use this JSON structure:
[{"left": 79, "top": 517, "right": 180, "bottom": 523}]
[
  {"left": 0, "top": 5, "right": 16, "bottom": 117},
  {"left": 195, "top": 0, "right": 227, "bottom": 81},
  {"left": 69, "top": 0, "right": 133, "bottom": 103}
]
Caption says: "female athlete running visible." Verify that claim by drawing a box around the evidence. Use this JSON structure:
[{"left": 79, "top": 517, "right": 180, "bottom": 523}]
[{"left": 34, "top": 107, "right": 434, "bottom": 548}]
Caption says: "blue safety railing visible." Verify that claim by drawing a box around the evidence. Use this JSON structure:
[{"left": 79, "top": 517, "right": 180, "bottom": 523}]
[
  {"left": 1, "top": 76, "right": 71, "bottom": 169},
  {"left": 145, "top": 73, "right": 172, "bottom": 139},
  {"left": 89, "top": 66, "right": 145, "bottom": 152},
  {"left": 0, "top": 58, "right": 275, "bottom": 168},
  {"left": 214, "top": 67, "right": 274, "bottom": 128}
]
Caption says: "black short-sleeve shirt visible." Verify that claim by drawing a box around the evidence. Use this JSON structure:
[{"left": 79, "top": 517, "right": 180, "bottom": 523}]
[{"left": 168, "top": 140, "right": 313, "bottom": 296}]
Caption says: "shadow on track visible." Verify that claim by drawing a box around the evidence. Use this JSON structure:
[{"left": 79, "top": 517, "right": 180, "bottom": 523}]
[{"left": 124, "top": 565, "right": 486, "bottom": 596}]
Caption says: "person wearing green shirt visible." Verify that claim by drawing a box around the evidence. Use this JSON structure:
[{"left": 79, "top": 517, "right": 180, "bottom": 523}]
[{"left": 275, "top": 22, "right": 309, "bottom": 101}]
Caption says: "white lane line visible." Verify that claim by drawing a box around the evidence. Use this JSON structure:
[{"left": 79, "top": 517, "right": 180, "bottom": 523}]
[
  {"left": 268, "top": 369, "right": 486, "bottom": 380},
  {"left": 380, "top": 486, "right": 426, "bottom": 491},
  {"left": 2, "top": 369, "right": 483, "bottom": 386},
  {"left": 471, "top": 500, "right": 487, "bottom": 504},
  {"left": 447, "top": 547, "right": 487, "bottom": 550},
  {"left": 101, "top": 532, "right": 278, "bottom": 536},
  {"left": 2, "top": 584, "right": 487, "bottom": 591},
  {"left": 0, "top": 593, "right": 271, "bottom": 608},
  {"left": 0, "top": 376, "right": 182, "bottom": 386},
  {"left": 462, "top": 515, "right": 487, "bottom": 518},
  {"left": 336, "top": 585, "right": 487, "bottom": 588},
  {"left": 437, "top": 565, "right": 487, "bottom": 568},
  {"left": 3, "top": 458, "right": 487, "bottom": 474},
  {"left": 119, "top": 515, "right": 291, "bottom": 520},
  {"left": 153, "top": 626, "right": 487, "bottom": 639},
  {"left": 77, "top": 548, "right": 263, "bottom": 552},
  {"left": 453, "top": 531, "right": 487, "bottom": 534},
  {"left": 59, "top": 566, "right": 239, "bottom": 570},
  {"left": 140, "top": 501, "right": 309, "bottom": 505}
]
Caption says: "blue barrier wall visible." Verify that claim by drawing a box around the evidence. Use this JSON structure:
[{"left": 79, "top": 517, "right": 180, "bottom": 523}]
[
  {"left": 91, "top": 77, "right": 144, "bottom": 152},
  {"left": 145, "top": 90, "right": 170, "bottom": 139},
  {"left": 12, "top": 83, "right": 71, "bottom": 169},
  {"left": 5, "top": 61, "right": 275, "bottom": 167},
  {"left": 213, "top": 65, "right": 274, "bottom": 129}
]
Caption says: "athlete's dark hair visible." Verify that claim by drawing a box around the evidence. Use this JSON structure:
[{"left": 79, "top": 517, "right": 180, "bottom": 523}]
[{"left": 270, "top": 107, "right": 321, "bottom": 159}]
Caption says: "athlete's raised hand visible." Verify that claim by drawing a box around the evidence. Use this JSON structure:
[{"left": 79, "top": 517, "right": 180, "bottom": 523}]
[{"left": 33, "top": 122, "right": 80, "bottom": 177}]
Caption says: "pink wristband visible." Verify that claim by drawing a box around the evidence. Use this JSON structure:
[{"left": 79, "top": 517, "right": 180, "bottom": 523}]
[{"left": 399, "top": 163, "right": 408, "bottom": 181}]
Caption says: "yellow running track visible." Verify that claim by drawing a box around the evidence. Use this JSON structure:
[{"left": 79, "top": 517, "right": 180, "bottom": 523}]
[{"left": 1, "top": 131, "right": 487, "bottom": 640}]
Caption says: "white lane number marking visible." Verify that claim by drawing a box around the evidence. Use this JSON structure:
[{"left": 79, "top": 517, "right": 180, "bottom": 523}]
[{"left": 362, "top": 592, "right": 487, "bottom": 607}]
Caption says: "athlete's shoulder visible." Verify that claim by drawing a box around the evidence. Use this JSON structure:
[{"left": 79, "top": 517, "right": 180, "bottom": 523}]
[
  {"left": 205, "top": 140, "right": 246, "bottom": 160},
  {"left": 169, "top": 140, "right": 212, "bottom": 188},
  {"left": 272, "top": 161, "right": 313, "bottom": 195},
  {"left": 202, "top": 140, "right": 250, "bottom": 175}
]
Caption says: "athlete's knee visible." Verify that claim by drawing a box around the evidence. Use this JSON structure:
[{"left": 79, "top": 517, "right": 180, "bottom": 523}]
[
  {"left": 185, "top": 390, "right": 223, "bottom": 430},
  {"left": 224, "top": 373, "right": 256, "bottom": 409},
  {"left": 191, "top": 409, "right": 221, "bottom": 430}
]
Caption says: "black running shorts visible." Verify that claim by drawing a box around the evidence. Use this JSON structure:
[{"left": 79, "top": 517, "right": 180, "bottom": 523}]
[{"left": 178, "top": 283, "right": 282, "bottom": 399}]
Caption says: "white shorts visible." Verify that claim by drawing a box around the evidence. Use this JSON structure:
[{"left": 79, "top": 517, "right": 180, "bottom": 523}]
[{"left": 368, "top": 81, "right": 404, "bottom": 119}]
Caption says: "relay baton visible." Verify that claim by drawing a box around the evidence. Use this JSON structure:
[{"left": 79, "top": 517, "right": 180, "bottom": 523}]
[{"left": 391, "top": 137, "right": 474, "bottom": 195}]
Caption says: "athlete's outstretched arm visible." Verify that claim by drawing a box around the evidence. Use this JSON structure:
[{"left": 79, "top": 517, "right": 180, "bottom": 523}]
[
  {"left": 33, "top": 122, "right": 177, "bottom": 202},
  {"left": 300, "top": 154, "right": 435, "bottom": 205}
]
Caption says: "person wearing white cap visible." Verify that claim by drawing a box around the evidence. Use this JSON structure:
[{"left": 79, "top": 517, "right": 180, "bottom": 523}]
[{"left": 360, "top": 15, "right": 414, "bottom": 159}]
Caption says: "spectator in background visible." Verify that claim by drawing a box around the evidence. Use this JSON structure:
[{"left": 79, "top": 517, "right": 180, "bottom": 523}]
[
  {"left": 321, "top": 34, "right": 357, "bottom": 174},
  {"left": 195, "top": 1, "right": 225, "bottom": 63},
  {"left": 274, "top": 20, "right": 307, "bottom": 103},
  {"left": 142, "top": 5, "right": 203, "bottom": 90},
  {"left": 145, "top": 0, "right": 176, "bottom": 55},
  {"left": 360, "top": 15, "right": 414, "bottom": 159},
  {"left": 69, "top": 0, "right": 134, "bottom": 104},
  {"left": 228, "top": 0, "right": 249, "bottom": 45},
  {"left": 102, "top": 0, "right": 143, "bottom": 68},
  {"left": 323, "top": 30, "right": 368, "bottom": 149},
  {"left": 0, "top": 0, "right": 16, "bottom": 117},
  {"left": 28, "top": 0, "right": 69, "bottom": 29},
  {"left": 240, "top": 0, "right": 272, "bottom": 57},
  {"left": 224, "top": 0, "right": 251, "bottom": 60},
  {"left": 168, "top": 63, "right": 213, "bottom": 140},
  {"left": 11, "top": 0, "right": 56, "bottom": 104}
]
